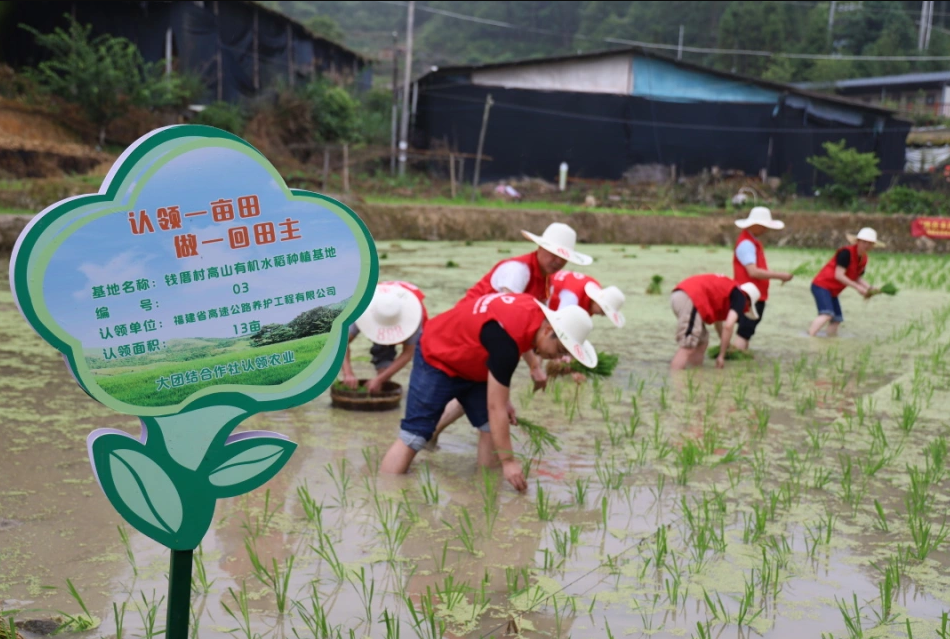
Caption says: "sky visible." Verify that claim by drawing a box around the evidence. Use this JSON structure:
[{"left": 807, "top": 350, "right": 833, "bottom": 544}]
[{"left": 41, "top": 145, "right": 367, "bottom": 354}]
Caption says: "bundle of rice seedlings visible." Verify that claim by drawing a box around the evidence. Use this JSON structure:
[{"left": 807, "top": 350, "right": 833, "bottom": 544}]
[
  {"left": 571, "top": 351, "right": 620, "bottom": 377},
  {"left": 646, "top": 274, "right": 663, "bottom": 295},
  {"left": 879, "top": 282, "right": 898, "bottom": 296},
  {"left": 707, "top": 345, "right": 754, "bottom": 361},
  {"left": 790, "top": 262, "right": 813, "bottom": 278},
  {"left": 516, "top": 417, "right": 562, "bottom": 453}
]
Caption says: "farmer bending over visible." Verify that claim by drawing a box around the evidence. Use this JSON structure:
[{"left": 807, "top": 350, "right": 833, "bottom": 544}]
[
  {"left": 340, "top": 281, "right": 427, "bottom": 394},
  {"left": 548, "top": 271, "right": 627, "bottom": 328},
  {"left": 379, "top": 292, "right": 599, "bottom": 492},
  {"left": 732, "top": 207, "right": 793, "bottom": 351},
  {"left": 670, "top": 274, "right": 761, "bottom": 370},
  {"left": 808, "top": 227, "right": 883, "bottom": 338}
]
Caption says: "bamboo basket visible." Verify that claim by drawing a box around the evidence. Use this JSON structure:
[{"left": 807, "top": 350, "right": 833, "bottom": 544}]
[{"left": 330, "top": 380, "right": 403, "bottom": 411}]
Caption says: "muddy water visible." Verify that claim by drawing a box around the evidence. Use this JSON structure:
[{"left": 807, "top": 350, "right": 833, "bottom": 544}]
[{"left": 2, "top": 242, "right": 950, "bottom": 638}]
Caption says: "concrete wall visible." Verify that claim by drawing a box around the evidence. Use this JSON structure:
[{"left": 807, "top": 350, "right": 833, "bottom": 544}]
[{"left": 1, "top": 204, "right": 944, "bottom": 255}]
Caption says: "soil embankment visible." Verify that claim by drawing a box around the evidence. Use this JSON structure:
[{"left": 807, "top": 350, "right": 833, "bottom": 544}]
[{"left": 0, "top": 200, "right": 942, "bottom": 254}]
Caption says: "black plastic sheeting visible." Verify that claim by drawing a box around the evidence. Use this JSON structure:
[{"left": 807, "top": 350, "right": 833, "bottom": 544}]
[
  {"left": 414, "top": 80, "right": 910, "bottom": 193},
  {"left": 1, "top": 1, "right": 369, "bottom": 102}
]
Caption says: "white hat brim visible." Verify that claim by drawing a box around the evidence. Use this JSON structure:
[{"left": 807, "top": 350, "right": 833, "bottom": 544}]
[
  {"left": 354, "top": 291, "right": 424, "bottom": 345},
  {"left": 522, "top": 230, "right": 593, "bottom": 266},
  {"left": 846, "top": 233, "right": 886, "bottom": 248},
  {"left": 536, "top": 301, "right": 598, "bottom": 369},
  {"left": 584, "top": 281, "right": 625, "bottom": 328},
  {"left": 735, "top": 218, "right": 785, "bottom": 230}
]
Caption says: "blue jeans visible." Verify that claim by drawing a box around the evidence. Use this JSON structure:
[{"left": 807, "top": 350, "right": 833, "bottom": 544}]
[
  {"left": 811, "top": 283, "right": 844, "bottom": 323},
  {"left": 399, "top": 347, "right": 489, "bottom": 451}
]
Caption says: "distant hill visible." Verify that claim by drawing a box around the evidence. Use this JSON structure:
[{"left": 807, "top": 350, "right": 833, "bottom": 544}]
[{"left": 265, "top": 1, "right": 950, "bottom": 85}]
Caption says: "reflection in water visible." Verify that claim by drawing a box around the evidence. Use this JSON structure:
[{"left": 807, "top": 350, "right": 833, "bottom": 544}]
[{"left": 3, "top": 245, "right": 950, "bottom": 638}]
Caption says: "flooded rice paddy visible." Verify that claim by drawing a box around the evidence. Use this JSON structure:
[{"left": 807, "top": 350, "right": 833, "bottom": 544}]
[{"left": 2, "top": 241, "right": 950, "bottom": 638}]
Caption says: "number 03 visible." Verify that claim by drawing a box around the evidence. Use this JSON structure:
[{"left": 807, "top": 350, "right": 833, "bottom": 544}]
[{"left": 233, "top": 282, "right": 249, "bottom": 294}]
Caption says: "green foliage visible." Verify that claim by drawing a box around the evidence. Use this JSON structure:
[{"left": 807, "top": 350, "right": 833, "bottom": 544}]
[
  {"left": 306, "top": 14, "right": 345, "bottom": 43},
  {"left": 571, "top": 351, "right": 620, "bottom": 377},
  {"left": 879, "top": 186, "right": 944, "bottom": 215},
  {"left": 21, "top": 15, "right": 199, "bottom": 144},
  {"left": 193, "top": 102, "right": 246, "bottom": 136},
  {"left": 707, "top": 345, "right": 755, "bottom": 361},
  {"left": 252, "top": 300, "right": 347, "bottom": 346},
  {"left": 251, "top": 324, "right": 296, "bottom": 347},
  {"left": 300, "top": 80, "right": 361, "bottom": 143},
  {"left": 807, "top": 140, "right": 881, "bottom": 205}
]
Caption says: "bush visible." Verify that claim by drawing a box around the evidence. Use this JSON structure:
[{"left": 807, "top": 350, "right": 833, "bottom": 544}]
[
  {"left": 300, "top": 79, "right": 360, "bottom": 143},
  {"left": 193, "top": 102, "right": 246, "bottom": 136},
  {"left": 879, "top": 186, "right": 944, "bottom": 215},
  {"left": 807, "top": 139, "right": 882, "bottom": 206}
]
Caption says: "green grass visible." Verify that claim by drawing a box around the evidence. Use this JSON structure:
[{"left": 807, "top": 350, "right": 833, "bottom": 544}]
[
  {"left": 94, "top": 334, "right": 329, "bottom": 406},
  {"left": 363, "top": 195, "right": 710, "bottom": 217},
  {"left": 0, "top": 208, "right": 32, "bottom": 215}
]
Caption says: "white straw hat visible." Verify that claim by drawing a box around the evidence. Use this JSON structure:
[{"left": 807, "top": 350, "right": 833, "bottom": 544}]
[
  {"left": 738, "top": 283, "right": 761, "bottom": 320},
  {"left": 536, "top": 301, "right": 598, "bottom": 369},
  {"left": 521, "top": 223, "right": 593, "bottom": 266},
  {"left": 735, "top": 206, "right": 785, "bottom": 230},
  {"left": 846, "top": 227, "right": 886, "bottom": 248},
  {"left": 584, "top": 281, "right": 626, "bottom": 328},
  {"left": 354, "top": 283, "right": 424, "bottom": 345}
]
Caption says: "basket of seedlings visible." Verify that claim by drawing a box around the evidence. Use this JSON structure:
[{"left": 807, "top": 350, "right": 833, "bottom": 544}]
[
  {"left": 546, "top": 351, "right": 620, "bottom": 379},
  {"left": 330, "top": 379, "right": 403, "bottom": 411}
]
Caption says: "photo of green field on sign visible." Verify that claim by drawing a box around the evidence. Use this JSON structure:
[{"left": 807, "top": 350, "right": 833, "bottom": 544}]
[{"left": 83, "top": 300, "right": 348, "bottom": 407}]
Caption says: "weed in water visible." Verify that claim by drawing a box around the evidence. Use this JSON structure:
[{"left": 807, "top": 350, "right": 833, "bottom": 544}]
[
  {"left": 136, "top": 590, "right": 164, "bottom": 639},
  {"left": 117, "top": 526, "right": 137, "bottom": 578},
  {"left": 53, "top": 579, "right": 99, "bottom": 633},
  {"left": 192, "top": 544, "right": 215, "bottom": 594}
]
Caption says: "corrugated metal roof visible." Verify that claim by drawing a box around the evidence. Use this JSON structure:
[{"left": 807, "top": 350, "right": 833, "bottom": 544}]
[
  {"left": 796, "top": 71, "right": 950, "bottom": 91},
  {"left": 419, "top": 46, "right": 897, "bottom": 116}
]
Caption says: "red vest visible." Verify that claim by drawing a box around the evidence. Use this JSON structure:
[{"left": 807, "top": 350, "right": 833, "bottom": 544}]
[
  {"left": 461, "top": 252, "right": 549, "bottom": 304},
  {"left": 812, "top": 245, "right": 867, "bottom": 297},
  {"left": 675, "top": 274, "right": 743, "bottom": 324},
  {"left": 548, "top": 271, "right": 600, "bottom": 312},
  {"left": 380, "top": 280, "right": 429, "bottom": 325},
  {"left": 421, "top": 293, "right": 545, "bottom": 381},
  {"left": 733, "top": 230, "right": 770, "bottom": 301}
]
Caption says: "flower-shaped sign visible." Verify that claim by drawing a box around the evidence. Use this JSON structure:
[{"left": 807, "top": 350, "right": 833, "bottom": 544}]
[{"left": 10, "top": 126, "right": 377, "bottom": 550}]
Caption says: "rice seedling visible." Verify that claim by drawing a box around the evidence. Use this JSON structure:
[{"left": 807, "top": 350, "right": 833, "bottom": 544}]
[
  {"left": 908, "top": 515, "right": 949, "bottom": 561},
  {"left": 404, "top": 588, "right": 446, "bottom": 639},
  {"left": 52, "top": 579, "right": 99, "bottom": 633},
  {"left": 348, "top": 567, "right": 376, "bottom": 627},
  {"left": 311, "top": 534, "right": 347, "bottom": 583},
  {"left": 769, "top": 361, "right": 783, "bottom": 397},
  {"left": 571, "top": 476, "right": 590, "bottom": 506},
  {"left": 246, "top": 540, "right": 295, "bottom": 614},
  {"left": 707, "top": 344, "right": 754, "bottom": 361},
  {"left": 442, "top": 507, "right": 477, "bottom": 554},
  {"left": 419, "top": 462, "right": 441, "bottom": 505},
  {"left": 926, "top": 436, "right": 948, "bottom": 483},
  {"left": 399, "top": 488, "right": 420, "bottom": 524},
  {"left": 112, "top": 601, "right": 126, "bottom": 639},
  {"left": 379, "top": 609, "right": 401, "bottom": 639},
  {"left": 753, "top": 403, "right": 771, "bottom": 438},
  {"left": 117, "top": 526, "right": 137, "bottom": 578},
  {"left": 297, "top": 481, "right": 326, "bottom": 535},
  {"left": 870, "top": 557, "right": 900, "bottom": 625},
  {"left": 659, "top": 383, "right": 670, "bottom": 411},
  {"left": 373, "top": 495, "right": 412, "bottom": 563},
  {"left": 536, "top": 480, "right": 563, "bottom": 521},
  {"left": 906, "top": 465, "right": 933, "bottom": 516},
  {"left": 750, "top": 450, "right": 770, "bottom": 489},
  {"left": 937, "top": 611, "right": 950, "bottom": 639},
  {"left": 192, "top": 544, "right": 215, "bottom": 594},
  {"left": 136, "top": 590, "right": 165, "bottom": 639},
  {"left": 240, "top": 489, "right": 281, "bottom": 540},
  {"left": 742, "top": 506, "right": 767, "bottom": 545},
  {"left": 478, "top": 467, "right": 501, "bottom": 535},
  {"left": 551, "top": 524, "right": 581, "bottom": 558},
  {"left": 517, "top": 417, "right": 562, "bottom": 455},
  {"left": 733, "top": 382, "right": 749, "bottom": 411},
  {"left": 872, "top": 500, "right": 889, "bottom": 532},
  {"left": 897, "top": 401, "right": 921, "bottom": 434},
  {"left": 795, "top": 390, "right": 817, "bottom": 416},
  {"left": 571, "top": 351, "right": 620, "bottom": 378},
  {"left": 892, "top": 383, "right": 903, "bottom": 402},
  {"left": 674, "top": 438, "right": 704, "bottom": 485},
  {"left": 505, "top": 566, "right": 531, "bottom": 597},
  {"left": 835, "top": 593, "right": 865, "bottom": 639},
  {"left": 664, "top": 574, "right": 688, "bottom": 609},
  {"left": 804, "top": 513, "right": 837, "bottom": 557},
  {"left": 736, "top": 572, "right": 764, "bottom": 628},
  {"left": 326, "top": 459, "right": 352, "bottom": 508},
  {"left": 646, "top": 274, "right": 663, "bottom": 295}
]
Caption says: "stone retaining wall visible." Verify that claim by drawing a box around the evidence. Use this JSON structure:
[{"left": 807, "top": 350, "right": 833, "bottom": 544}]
[{"left": 1, "top": 202, "right": 944, "bottom": 255}]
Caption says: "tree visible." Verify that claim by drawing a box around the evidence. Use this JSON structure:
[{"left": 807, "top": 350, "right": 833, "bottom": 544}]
[
  {"left": 807, "top": 139, "right": 881, "bottom": 205},
  {"left": 307, "top": 14, "right": 345, "bottom": 44},
  {"left": 250, "top": 324, "right": 295, "bottom": 347},
  {"left": 302, "top": 80, "right": 361, "bottom": 143},
  {"left": 21, "top": 15, "right": 195, "bottom": 146}
]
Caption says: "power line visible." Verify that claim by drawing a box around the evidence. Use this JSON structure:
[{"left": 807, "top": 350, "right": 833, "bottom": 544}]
[{"left": 376, "top": 0, "right": 950, "bottom": 62}]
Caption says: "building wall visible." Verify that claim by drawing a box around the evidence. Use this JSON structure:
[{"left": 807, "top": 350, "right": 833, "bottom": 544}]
[
  {"left": 471, "top": 53, "right": 633, "bottom": 95},
  {"left": 631, "top": 57, "right": 779, "bottom": 103}
]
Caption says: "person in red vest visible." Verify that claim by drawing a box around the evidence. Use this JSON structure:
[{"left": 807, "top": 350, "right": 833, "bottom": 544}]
[
  {"left": 670, "top": 274, "right": 761, "bottom": 370},
  {"left": 548, "top": 271, "right": 627, "bottom": 328},
  {"left": 732, "top": 207, "right": 794, "bottom": 351},
  {"left": 340, "top": 281, "right": 427, "bottom": 394},
  {"left": 808, "top": 227, "right": 884, "bottom": 337},
  {"left": 379, "top": 292, "right": 598, "bottom": 492}
]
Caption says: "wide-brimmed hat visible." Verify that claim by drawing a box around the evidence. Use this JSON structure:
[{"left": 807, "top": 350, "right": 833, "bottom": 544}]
[
  {"left": 738, "top": 283, "right": 761, "bottom": 320},
  {"left": 735, "top": 206, "right": 785, "bottom": 230},
  {"left": 846, "top": 227, "right": 886, "bottom": 248},
  {"left": 354, "top": 283, "right": 424, "bottom": 345},
  {"left": 536, "top": 301, "right": 598, "bottom": 369},
  {"left": 584, "top": 282, "right": 626, "bottom": 328},
  {"left": 521, "top": 223, "right": 593, "bottom": 266}
]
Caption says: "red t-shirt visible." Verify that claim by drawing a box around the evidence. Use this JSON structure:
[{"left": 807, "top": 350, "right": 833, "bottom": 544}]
[
  {"left": 675, "top": 274, "right": 744, "bottom": 324},
  {"left": 812, "top": 245, "right": 867, "bottom": 297},
  {"left": 548, "top": 271, "right": 600, "bottom": 312},
  {"left": 421, "top": 293, "right": 545, "bottom": 382},
  {"left": 733, "top": 229, "right": 770, "bottom": 302},
  {"left": 380, "top": 280, "right": 429, "bottom": 325},
  {"left": 460, "top": 252, "right": 549, "bottom": 304}
]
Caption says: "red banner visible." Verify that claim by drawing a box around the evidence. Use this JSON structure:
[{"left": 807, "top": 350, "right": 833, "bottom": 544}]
[{"left": 911, "top": 217, "right": 950, "bottom": 239}]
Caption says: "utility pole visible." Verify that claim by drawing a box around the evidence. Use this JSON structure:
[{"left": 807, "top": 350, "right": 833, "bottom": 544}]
[
  {"left": 398, "top": 1, "right": 415, "bottom": 177},
  {"left": 677, "top": 25, "right": 684, "bottom": 60},
  {"left": 471, "top": 93, "right": 493, "bottom": 201},
  {"left": 919, "top": 1, "right": 935, "bottom": 51},
  {"left": 827, "top": 1, "right": 837, "bottom": 47},
  {"left": 390, "top": 31, "right": 398, "bottom": 176}
]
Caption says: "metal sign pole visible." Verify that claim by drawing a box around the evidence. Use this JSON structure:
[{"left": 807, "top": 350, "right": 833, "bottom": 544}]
[{"left": 166, "top": 550, "right": 194, "bottom": 639}]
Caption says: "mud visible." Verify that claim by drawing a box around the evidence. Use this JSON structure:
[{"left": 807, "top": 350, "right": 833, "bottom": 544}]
[{"left": 2, "top": 244, "right": 950, "bottom": 638}]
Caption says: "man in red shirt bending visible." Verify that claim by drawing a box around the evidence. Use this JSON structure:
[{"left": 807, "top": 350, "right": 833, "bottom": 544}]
[
  {"left": 669, "top": 274, "right": 761, "bottom": 370},
  {"left": 548, "top": 271, "right": 626, "bottom": 328},
  {"left": 732, "top": 207, "right": 794, "bottom": 351},
  {"left": 808, "top": 227, "right": 884, "bottom": 337},
  {"left": 379, "top": 292, "right": 599, "bottom": 492}
]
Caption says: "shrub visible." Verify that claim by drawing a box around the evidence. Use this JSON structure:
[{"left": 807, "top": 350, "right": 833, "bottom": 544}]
[
  {"left": 807, "top": 140, "right": 881, "bottom": 206},
  {"left": 879, "top": 186, "right": 943, "bottom": 215},
  {"left": 300, "top": 79, "right": 360, "bottom": 143},
  {"left": 193, "top": 102, "right": 246, "bottom": 136}
]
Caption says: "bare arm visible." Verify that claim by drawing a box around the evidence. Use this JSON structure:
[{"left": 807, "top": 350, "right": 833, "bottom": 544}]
[
  {"left": 522, "top": 350, "right": 547, "bottom": 391},
  {"left": 368, "top": 344, "right": 415, "bottom": 392},
  {"left": 487, "top": 373, "right": 526, "bottom": 492},
  {"left": 745, "top": 264, "right": 793, "bottom": 282},
  {"left": 716, "top": 311, "right": 739, "bottom": 368},
  {"left": 341, "top": 332, "right": 360, "bottom": 388},
  {"left": 834, "top": 265, "right": 869, "bottom": 295}
]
